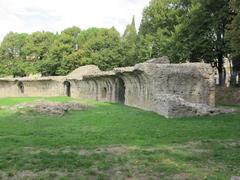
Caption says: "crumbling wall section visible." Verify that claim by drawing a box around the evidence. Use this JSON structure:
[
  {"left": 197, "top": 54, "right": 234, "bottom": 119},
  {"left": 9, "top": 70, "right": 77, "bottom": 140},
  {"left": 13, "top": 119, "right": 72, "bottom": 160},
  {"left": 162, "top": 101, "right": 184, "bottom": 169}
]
[
  {"left": 135, "top": 63, "right": 215, "bottom": 106},
  {"left": 133, "top": 63, "right": 215, "bottom": 117}
]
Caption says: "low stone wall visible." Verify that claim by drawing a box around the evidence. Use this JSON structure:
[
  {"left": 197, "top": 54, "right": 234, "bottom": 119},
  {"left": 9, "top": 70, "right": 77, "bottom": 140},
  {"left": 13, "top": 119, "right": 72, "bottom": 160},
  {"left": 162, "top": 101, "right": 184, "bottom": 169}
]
[
  {"left": 0, "top": 77, "right": 66, "bottom": 97},
  {"left": 0, "top": 59, "right": 216, "bottom": 118},
  {"left": 216, "top": 86, "right": 240, "bottom": 105},
  {"left": 22, "top": 80, "right": 65, "bottom": 97},
  {"left": 0, "top": 80, "right": 22, "bottom": 97}
]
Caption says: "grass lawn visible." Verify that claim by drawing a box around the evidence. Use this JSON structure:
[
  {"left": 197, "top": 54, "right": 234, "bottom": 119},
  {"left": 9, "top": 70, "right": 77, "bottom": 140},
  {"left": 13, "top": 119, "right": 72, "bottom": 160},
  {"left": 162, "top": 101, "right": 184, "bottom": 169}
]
[{"left": 0, "top": 97, "right": 239, "bottom": 179}]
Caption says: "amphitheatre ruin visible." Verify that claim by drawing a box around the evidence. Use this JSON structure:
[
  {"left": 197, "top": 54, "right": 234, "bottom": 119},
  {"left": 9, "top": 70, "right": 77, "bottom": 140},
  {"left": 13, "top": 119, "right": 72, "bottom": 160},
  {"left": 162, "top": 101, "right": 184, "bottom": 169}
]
[{"left": 0, "top": 57, "right": 222, "bottom": 118}]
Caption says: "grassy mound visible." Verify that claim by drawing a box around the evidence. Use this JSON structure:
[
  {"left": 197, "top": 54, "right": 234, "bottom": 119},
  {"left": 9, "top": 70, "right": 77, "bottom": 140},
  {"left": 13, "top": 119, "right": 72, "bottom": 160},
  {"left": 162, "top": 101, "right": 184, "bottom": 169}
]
[{"left": 0, "top": 97, "right": 239, "bottom": 179}]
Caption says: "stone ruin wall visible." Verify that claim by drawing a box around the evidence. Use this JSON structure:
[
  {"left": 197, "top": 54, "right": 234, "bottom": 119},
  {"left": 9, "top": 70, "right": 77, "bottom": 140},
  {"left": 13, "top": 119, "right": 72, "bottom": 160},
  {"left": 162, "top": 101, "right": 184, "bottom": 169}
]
[
  {"left": 73, "top": 77, "right": 124, "bottom": 103},
  {"left": 73, "top": 71, "right": 153, "bottom": 110},
  {"left": 71, "top": 62, "right": 215, "bottom": 118},
  {"left": 0, "top": 59, "right": 216, "bottom": 118},
  {"left": 0, "top": 80, "right": 22, "bottom": 97},
  {"left": 0, "top": 78, "right": 66, "bottom": 97}
]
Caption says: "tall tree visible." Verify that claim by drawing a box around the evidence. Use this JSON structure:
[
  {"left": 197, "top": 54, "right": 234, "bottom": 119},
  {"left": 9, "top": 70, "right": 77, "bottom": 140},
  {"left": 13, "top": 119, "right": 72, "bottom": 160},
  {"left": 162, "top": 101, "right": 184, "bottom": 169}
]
[
  {"left": 173, "top": 0, "right": 232, "bottom": 84},
  {"left": 121, "top": 16, "right": 138, "bottom": 66},
  {"left": 80, "top": 28, "right": 123, "bottom": 70},
  {"left": 138, "top": 0, "right": 191, "bottom": 61},
  {"left": 226, "top": 0, "right": 240, "bottom": 85},
  {"left": 139, "top": 0, "right": 233, "bottom": 85},
  {"left": 227, "top": 0, "right": 240, "bottom": 55}
]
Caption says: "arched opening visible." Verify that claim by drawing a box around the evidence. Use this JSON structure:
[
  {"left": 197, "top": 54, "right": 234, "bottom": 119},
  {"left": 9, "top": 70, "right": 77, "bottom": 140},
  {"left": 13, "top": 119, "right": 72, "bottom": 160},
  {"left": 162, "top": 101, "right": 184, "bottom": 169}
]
[
  {"left": 117, "top": 78, "right": 125, "bottom": 103},
  {"left": 102, "top": 87, "right": 107, "bottom": 99},
  {"left": 64, "top": 81, "right": 71, "bottom": 97},
  {"left": 17, "top": 81, "right": 24, "bottom": 94}
]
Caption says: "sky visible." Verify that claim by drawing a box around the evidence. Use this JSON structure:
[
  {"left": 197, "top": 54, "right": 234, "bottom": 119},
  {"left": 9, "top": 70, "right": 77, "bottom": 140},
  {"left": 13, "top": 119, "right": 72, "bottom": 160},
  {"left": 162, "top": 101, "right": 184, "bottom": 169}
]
[{"left": 0, "top": 0, "right": 150, "bottom": 41}]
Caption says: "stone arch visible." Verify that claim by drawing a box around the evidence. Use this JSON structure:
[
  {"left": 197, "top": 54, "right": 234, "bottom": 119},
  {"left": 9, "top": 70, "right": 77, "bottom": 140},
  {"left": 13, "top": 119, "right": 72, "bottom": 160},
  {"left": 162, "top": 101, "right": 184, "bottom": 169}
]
[
  {"left": 17, "top": 81, "right": 24, "bottom": 94},
  {"left": 102, "top": 87, "right": 107, "bottom": 99},
  {"left": 116, "top": 77, "right": 125, "bottom": 104},
  {"left": 64, "top": 81, "right": 71, "bottom": 97}
]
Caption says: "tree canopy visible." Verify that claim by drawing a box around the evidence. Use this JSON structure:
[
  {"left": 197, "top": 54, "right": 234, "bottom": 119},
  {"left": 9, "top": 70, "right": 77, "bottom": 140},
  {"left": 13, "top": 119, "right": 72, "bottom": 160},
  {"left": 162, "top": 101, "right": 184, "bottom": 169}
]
[
  {"left": 0, "top": 0, "right": 240, "bottom": 85},
  {"left": 138, "top": 0, "right": 239, "bottom": 85},
  {"left": 0, "top": 27, "right": 128, "bottom": 76}
]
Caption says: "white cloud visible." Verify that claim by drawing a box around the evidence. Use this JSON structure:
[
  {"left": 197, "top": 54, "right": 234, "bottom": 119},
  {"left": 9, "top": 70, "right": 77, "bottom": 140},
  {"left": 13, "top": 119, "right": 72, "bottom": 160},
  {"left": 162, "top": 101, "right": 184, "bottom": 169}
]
[{"left": 0, "top": 0, "right": 150, "bottom": 41}]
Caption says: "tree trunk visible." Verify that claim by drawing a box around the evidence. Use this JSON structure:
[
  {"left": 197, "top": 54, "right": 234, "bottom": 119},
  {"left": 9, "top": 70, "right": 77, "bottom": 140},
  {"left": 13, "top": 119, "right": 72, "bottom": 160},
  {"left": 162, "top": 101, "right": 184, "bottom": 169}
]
[
  {"left": 216, "top": 27, "right": 225, "bottom": 86},
  {"left": 217, "top": 54, "right": 225, "bottom": 86}
]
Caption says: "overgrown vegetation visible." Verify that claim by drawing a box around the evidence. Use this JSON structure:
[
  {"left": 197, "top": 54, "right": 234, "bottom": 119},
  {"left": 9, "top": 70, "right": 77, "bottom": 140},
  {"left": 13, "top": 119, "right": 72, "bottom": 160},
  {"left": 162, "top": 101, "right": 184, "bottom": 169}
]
[
  {"left": 0, "top": 0, "right": 240, "bottom": 84},
  {"left": 0, "top": 97, "right": 239, "bottom": 179}
]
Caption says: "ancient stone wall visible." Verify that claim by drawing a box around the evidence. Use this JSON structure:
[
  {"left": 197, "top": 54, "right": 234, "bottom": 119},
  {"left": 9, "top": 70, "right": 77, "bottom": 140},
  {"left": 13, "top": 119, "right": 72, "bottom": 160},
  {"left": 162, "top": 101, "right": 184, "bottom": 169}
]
[
  {"left": 216, "top": 86, "right": 240, "bottom": 105},
  {"left": 0, "top": 78, "right": 65, "bottom": 97},
  {"left": 0, "top": 80, "right": 23, "bottom": 97},
  {"left": 22, "top": 80, "right": 65, "bottom": 97},
  {"left": 0, "top": 59, "right": 216, "bottom": 118},
  {"left": 136, "top": 63, "right": 215, "bottom": 106},
  {"left": 64, "top": 62, "right": 215, "bottom": 118},
  {"left": 69, "top": 77, "right": 120, "bottom": 102}
]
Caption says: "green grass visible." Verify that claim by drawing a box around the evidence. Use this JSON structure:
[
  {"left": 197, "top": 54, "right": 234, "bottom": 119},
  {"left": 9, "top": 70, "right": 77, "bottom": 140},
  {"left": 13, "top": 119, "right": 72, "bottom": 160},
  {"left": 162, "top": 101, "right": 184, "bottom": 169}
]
[
  {"left": 0, "top": 96, "right": 71, "bottom": 106},
  {"left": 0, "top": 97, "right": 239, "bottom": 179}
]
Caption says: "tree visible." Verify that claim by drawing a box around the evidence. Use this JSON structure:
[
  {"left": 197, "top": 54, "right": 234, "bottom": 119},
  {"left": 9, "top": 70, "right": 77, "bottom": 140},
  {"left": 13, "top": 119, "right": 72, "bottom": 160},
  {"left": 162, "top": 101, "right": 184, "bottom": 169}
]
[
  {"left": 11, "top": 59, "right": 36, "bottom": 77},
  {"left": 80, "top": 28, "right": 123, "bottom": 70},
  {"left": 62, "top": 26, "right": 81, "bottom": 38},
  {"left": 22, "top": 31, "right": 55, "bottom": 60},
  {"left": 61, "top": 26, "right": 81, "bottom": 51},
  {"left": 0, "top": 60, "right": 11, "bottom": 77},
  {"left": 36, "top": 58, "right": 61, "bottom": 76},
  {"left": 173, "top": 0, "right": 232, "bottom": 84},
  {"left": 139, "top": 0, "right": 233, "bottom": 85},
  {"left": 136, "top": 34, "right": 154, "bottom": 62},
  {"left": 57, "top": 50, "right": 84, "bottom": 75},
  {"left": 138, "top": 0, "right": 191, "bottom": 61},
  {"left": 227, "top": 0, "right": 240, "bottom": 55},
  {"left": 44, "top": 31, "right": 77, "bottom": 75},
  {"left": 0, "top": 32, "right": 28, "bottom": 59},
  {"left": 226, "top": 0, "right": 240, "bottom": 85},
  {"left": 121, "top": 16, "right": 138, "bottom": 66}
]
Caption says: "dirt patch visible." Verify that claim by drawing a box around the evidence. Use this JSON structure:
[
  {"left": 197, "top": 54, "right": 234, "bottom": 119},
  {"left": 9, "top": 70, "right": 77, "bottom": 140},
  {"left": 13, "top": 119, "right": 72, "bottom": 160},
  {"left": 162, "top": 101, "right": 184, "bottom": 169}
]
[
  {"left": 11, "top": 100, "right": 89, "bottom": 116},
  {"left": 22, "top": 141, "right": 213, "bottom": 157},
  {"left": 22, "top": 145, "right": 132, "bottom": 156},
  {"left": 172, "top": 173, "right": 189, "bottom": 180},
  {"left": 95, "top": 145, "right": 132, "bottom": 155}
]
